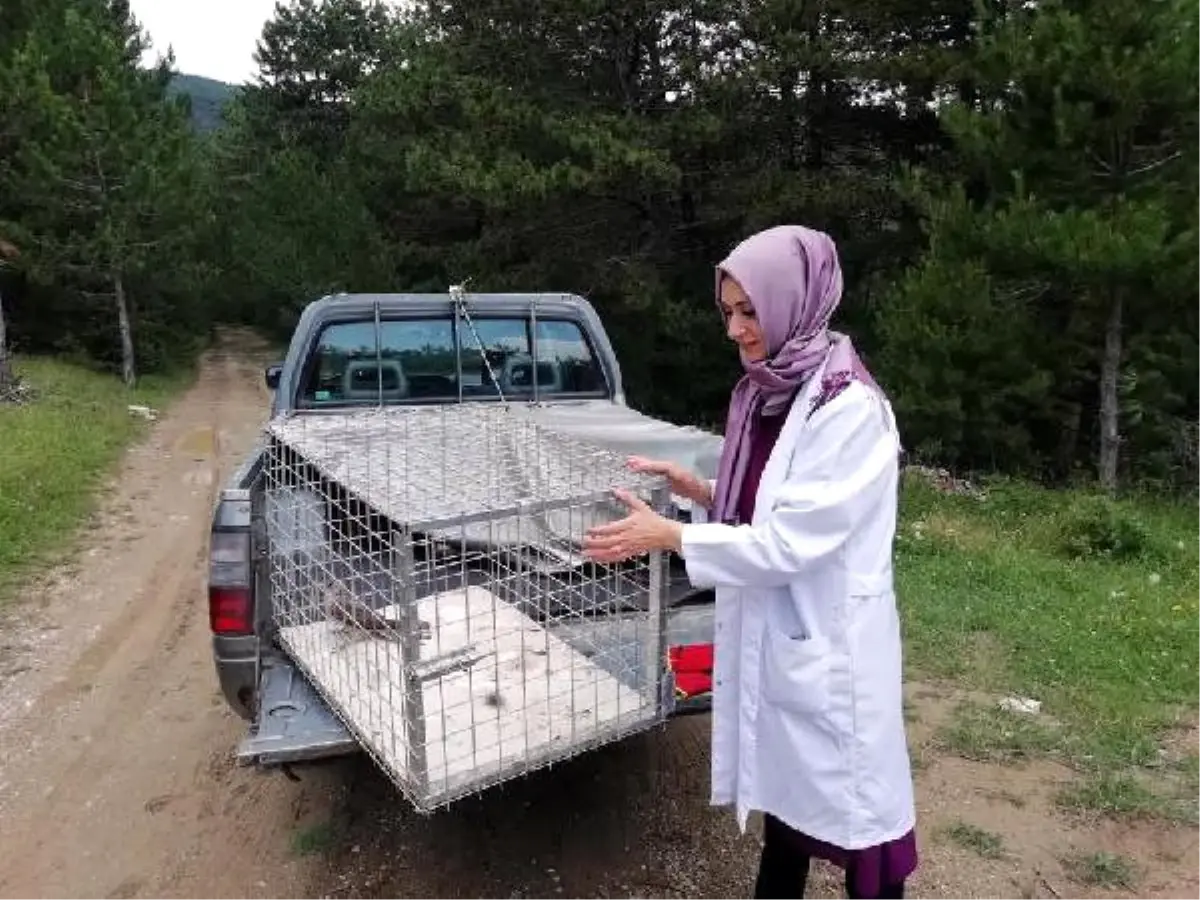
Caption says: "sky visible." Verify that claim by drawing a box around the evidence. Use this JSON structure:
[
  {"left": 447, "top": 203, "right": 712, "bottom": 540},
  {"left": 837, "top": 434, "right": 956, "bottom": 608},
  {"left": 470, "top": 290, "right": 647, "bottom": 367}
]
[{"left": 129, "top": 0, "right": 280, "bottom": 85}]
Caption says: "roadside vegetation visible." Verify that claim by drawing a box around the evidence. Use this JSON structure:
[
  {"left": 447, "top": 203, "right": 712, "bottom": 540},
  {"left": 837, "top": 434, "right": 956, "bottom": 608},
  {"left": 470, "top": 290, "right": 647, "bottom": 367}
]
[
  {"left": 898, "top": 471, "right": 1199, "bottom": 826},
  {"left": 0, "top": 356, "right": 188, "bottom": 601}
]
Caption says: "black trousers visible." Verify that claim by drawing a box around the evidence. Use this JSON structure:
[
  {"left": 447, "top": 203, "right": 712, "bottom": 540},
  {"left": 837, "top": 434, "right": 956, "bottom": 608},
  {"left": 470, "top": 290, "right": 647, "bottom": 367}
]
[{"left": 753, "top": 814, "right": 906, "bottom": 900}]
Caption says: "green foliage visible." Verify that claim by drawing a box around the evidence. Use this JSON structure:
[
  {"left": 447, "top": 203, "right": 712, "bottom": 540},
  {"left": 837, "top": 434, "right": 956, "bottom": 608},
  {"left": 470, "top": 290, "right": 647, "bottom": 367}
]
[
  {"left": 0, "top": 0, "right": 214, "bottom": 381},
  {"left": 1058, "top": 495, "right": 1155, "bottom": 562},
  {"left": 883, "top": 0, "right": 1198, "bottom": 488},
  {"left": 874, "top": 250, "right": 1053, "bottom": 471},
  {"left": 937, "top": 820, "right": 1006, "bottom": 859},
  {"left": 247, "top": 0, "right": 393, "bottom": 159},
  {"left": 290, "top": 819, "right": 339, "bottom": 857},
  {"left": 203, "top": 125, "right": 393, "bottom": 339},
  {"left": 1062, "top": 851, "right": 1139, "bottom": 890},
  {"left": 934, "top": 702, "right": 1066, "bottom": 764},
  {"left": 0, "top": 354, "right": 188, "bottom": 601}
]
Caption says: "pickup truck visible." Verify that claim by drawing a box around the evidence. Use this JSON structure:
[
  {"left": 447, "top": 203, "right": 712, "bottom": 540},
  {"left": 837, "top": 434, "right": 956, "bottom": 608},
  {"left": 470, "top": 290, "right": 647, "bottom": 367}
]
[{"left": 209, "top": 291, "right": 723, "bottom": 772}]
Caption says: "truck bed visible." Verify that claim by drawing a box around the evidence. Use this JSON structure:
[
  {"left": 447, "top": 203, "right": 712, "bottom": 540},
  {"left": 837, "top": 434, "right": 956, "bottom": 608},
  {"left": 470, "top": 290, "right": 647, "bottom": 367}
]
[{"left": 238, "top": 600, "right": 715, "bottom": 768}]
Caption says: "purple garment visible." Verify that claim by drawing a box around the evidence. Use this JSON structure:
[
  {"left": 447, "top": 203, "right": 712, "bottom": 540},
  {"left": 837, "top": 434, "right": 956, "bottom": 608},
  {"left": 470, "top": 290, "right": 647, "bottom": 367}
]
[
  {"left": 738, "top": 397, "right": 918, "bottom": 894},
  {"left": 711, "top": 224, "right": 881, "bottom": 526},
  {"left": 733, "top": 403, "right": 790, "bottom": 527}
]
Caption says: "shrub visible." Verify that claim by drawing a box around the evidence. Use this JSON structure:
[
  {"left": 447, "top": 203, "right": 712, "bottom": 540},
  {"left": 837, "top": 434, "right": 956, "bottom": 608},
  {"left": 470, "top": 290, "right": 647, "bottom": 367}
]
[{"left": 1058, "top": 496, "right": 1154, "bottom": 561}]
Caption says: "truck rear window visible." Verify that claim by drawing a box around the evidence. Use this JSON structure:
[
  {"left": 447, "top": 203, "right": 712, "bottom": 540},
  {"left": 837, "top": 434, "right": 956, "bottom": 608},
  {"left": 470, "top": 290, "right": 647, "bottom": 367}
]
[{"left": 299, "top": 316, "right": 607, "bottom": 405}]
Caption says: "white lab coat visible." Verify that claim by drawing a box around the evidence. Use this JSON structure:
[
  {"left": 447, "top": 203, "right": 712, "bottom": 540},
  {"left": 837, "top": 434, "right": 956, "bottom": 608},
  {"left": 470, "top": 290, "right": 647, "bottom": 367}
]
[{"left": 679, "top": 355, "right": 916, "bottom": 849}]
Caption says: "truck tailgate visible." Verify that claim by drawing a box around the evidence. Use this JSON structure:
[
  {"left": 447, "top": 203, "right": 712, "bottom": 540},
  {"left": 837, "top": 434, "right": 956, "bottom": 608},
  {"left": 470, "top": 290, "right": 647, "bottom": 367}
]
[
  {"left": 235, "top": 654, "right": 358, "bottom": 765},
  {"left": 237, "top": 602, "right": 715, "bottom": 768}
]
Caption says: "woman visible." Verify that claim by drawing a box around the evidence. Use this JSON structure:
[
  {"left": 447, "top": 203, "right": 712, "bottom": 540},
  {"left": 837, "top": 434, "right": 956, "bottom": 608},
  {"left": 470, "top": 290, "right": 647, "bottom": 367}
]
[{"left": 582, "top": 225, "right": 918, "bottom": 899}]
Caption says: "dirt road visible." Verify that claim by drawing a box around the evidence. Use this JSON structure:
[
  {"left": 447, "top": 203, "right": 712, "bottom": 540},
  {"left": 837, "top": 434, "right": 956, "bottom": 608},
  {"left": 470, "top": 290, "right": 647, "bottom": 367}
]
[
  {"left": 0, "top": 332, "right": 338, "bottom": 898},
  {"left": 0, "top": 331, "right": 1194, "bottom": 899}
]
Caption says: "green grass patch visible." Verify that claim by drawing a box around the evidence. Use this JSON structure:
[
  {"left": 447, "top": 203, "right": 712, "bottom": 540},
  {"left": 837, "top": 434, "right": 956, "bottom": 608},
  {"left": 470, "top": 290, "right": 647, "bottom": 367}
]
[
  {"left": 934, "top": 702, "right": 1067, "bottom": 763},
  {"left": 1056, "top": 769, "right": 1199, "bottom": 825},
  {"left": 1062, "top": 850, "right": 1139, "bottom": 890},
  {"left": 938, "top": 820, "right": 1006, "bottom": 859},
  {"left": 1056, "top": 771, "right": 1163, "bottom": 819},
  {"left": 897, "top": 474, "right": 1199, "bottom": 769},
  {"left": 1178, "top": 751, "right": 1199, "bottom": 799},
  {"left": 0, "top": 356, "right": 190, "bottom": 602}
]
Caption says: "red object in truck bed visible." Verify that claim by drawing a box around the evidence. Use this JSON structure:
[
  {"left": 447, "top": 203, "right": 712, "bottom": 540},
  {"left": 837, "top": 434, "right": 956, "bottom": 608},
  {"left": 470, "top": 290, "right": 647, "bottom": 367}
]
[{"left": 667, "top": 643, "right": 714, "bottom": 700}]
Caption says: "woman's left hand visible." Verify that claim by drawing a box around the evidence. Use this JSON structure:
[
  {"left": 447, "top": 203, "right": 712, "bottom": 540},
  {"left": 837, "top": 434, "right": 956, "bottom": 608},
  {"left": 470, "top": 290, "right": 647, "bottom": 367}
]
[{"left": 583, "top": 489, "right": 683, "bottom": 564}]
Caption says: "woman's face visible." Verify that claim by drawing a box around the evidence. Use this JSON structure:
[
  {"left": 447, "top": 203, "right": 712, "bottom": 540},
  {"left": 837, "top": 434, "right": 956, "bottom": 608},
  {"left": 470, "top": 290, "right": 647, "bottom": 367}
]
[{"left": 719, "top": 275, "right": 767, "bottom": 363}]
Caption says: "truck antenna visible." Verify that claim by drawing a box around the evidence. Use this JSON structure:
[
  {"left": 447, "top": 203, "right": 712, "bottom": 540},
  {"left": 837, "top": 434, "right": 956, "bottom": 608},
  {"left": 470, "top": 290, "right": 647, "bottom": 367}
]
[{"left": 450, "top": 278, "right": 507, "bottom": 406}]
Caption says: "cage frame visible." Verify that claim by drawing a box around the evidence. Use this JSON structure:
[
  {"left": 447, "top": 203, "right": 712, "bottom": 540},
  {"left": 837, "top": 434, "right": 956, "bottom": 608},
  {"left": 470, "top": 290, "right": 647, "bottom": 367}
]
[{"left": 261, "top": 405, "right": 674, "bottom": 813}]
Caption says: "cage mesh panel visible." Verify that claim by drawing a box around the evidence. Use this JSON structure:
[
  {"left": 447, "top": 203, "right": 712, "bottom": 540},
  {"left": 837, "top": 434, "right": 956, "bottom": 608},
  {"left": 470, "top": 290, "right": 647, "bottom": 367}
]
[{"left": 263, "top": 405, "right": 669, "bottom": 811}]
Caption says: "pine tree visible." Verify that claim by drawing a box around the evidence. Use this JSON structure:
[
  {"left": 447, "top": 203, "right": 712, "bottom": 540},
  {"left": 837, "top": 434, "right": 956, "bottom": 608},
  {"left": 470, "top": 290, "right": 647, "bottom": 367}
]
[
  {"left": 0, "top": 0, "right": 201, "bottom": 385},
  {"left": 881, "top": 0, "right": 1197, "bottom": 488}
]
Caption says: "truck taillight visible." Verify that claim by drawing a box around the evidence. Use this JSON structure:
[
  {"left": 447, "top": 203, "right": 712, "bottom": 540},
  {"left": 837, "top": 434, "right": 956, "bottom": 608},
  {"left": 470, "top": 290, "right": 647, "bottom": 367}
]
[
  {"left": 209, "top": 586, "right": 253, "bottom": 635},
  {"left": 209, "top": 531, "right": 253, "bottom": 636}
]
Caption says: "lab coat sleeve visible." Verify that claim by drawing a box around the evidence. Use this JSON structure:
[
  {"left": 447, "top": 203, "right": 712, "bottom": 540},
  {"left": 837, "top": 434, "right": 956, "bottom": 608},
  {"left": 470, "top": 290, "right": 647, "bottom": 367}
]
[{"left": 679, "top": 386, "right": 897, "bottom": 589}]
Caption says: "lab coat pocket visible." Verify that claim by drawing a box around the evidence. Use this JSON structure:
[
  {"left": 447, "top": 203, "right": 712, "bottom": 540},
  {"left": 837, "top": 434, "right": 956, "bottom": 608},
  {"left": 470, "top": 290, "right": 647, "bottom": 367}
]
[
  {"left": 847, "top": 572, "right": 892, "bottom": 598},
  {"left": 762, "top": 628, "right": 832, "bottom": 715}
]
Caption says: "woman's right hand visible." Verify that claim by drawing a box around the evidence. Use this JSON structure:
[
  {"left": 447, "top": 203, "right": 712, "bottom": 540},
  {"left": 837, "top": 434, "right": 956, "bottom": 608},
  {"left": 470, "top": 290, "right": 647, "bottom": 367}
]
[{"left": 627, "top": 456, "right": 713, "bottom": 509}]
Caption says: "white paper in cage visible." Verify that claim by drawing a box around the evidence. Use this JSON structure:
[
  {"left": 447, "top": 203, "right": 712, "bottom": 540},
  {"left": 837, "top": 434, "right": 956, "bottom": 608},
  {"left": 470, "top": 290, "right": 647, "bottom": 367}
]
[{"left": 278, "top": 585, "right": 657, "bottom": 805}]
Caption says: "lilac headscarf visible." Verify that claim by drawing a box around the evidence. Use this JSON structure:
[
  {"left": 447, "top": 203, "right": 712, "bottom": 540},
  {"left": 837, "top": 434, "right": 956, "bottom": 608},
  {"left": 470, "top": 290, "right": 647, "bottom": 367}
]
[{"left": 710, "top": 225, "right": 879, "bottom": 525}]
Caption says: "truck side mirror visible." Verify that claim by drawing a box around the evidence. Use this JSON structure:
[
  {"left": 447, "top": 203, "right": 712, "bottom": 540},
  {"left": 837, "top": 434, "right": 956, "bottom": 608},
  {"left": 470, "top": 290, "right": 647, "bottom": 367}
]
[{"left": 264, "top": 364, "right": 282, "bottom": 390}]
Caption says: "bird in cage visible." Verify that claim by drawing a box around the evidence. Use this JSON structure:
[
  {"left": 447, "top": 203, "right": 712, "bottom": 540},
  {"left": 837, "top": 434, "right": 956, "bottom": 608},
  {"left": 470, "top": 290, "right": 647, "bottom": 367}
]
[{"left": 322, "top": 579, "right": 430, "bottom": 643}]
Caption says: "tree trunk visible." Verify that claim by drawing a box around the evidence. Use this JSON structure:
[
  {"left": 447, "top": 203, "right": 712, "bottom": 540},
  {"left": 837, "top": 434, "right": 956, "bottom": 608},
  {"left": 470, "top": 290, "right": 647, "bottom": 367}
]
[
  {"left": 114, "top": 272, "right": 136, "bottom": 387},
  {"left": 1098, "top": 290, "right": 1123, "bottom": 492},
  {"left": 0, "top": 288, "right": 12, "bottom": 391}
]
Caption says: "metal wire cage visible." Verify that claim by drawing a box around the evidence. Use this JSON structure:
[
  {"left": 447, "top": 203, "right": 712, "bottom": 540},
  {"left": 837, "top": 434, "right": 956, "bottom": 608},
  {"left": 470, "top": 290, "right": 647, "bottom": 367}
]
[{"left": 261, "top": 404, "right": 670, "bottom": 812}]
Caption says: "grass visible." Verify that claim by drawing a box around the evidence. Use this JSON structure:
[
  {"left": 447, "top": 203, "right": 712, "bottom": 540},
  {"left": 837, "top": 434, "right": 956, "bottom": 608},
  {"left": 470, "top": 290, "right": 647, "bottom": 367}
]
[
  {"left": 897, "top": 474, "right": 1198, "bottom": 773},
  {"left": 1056, "top": 771, "right": 1165, "bottom": 818},
  {"left": 938, "top": 820, "right": 1006, "bottom": 859},
  {"left": 1062, "top": 850, "right": 1139, "bottom": 890},
  {"left": 1179, "top": 751, "right": 1199, "bottom": 800},
  {"left": 934, "top": 702, "right": 1065, "bottom": 764},
  {"left": 1055, "top": 768, "right": 1199, "bottom": 825},
  {"left": 0, "top": 356, "right": 190, "bottom": 602}
]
